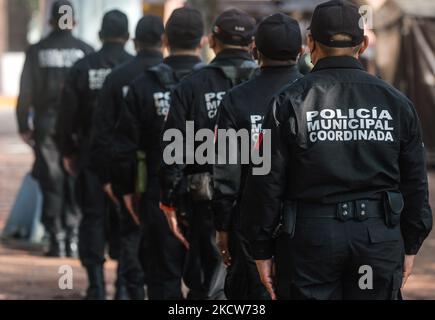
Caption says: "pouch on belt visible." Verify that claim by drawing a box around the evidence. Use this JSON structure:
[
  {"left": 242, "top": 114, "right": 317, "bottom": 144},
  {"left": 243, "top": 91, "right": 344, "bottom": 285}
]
[
  {"left": 383, "top": 191, "right": 404, "bottom": 228},
  {"left": 187, "top": 172, "right": 214, "bottom": 202},
  {"left": 278, "top": 201, "right": 297, "bottom": 238},
  {"left": 136, "top": 151, "right": 147, "bottom": 194}
]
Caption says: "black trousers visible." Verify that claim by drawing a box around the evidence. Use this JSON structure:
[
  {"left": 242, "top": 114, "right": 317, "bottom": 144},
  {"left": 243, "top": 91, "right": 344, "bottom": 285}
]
[
  {"left": 184, "top": 201, "right": 226, "bottom": 300},
  {"left": 33, "top": 114, "right": 79, "bottom": 239},
  {"left": 138, "top": 197, "right": 184, "bottom": 299},
  {"left": 76, "top": 169, "right": 108, "bottom": 267},
  {"left": 77, "top": 167, "right": 146, "bottom": 298},
  {"left": 117, "top": 199, "right": 145, "bottom": 295},
  {"left": 276, "top": 217, "right": 404, "bottom": 300}
]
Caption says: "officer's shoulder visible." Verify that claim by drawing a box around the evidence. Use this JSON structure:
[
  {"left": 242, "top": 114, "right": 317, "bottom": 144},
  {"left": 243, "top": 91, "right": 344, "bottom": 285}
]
[
  {"left": 173, "top": 69, "right": 199, "bottom": 92},
  {"left": 277, "top": 75, "right": 307, "bottom": 97},
  {"left": 145, "top": 63, "right": 168, "bottom": 81},
  {"left": 71, "top": 36, "right": 94, "bottom": 53},
  {"left": 77, "top": 49, "right": 108, "bottom": 67},
  {"left": 29, "top": 36, "right": 52, "bottom": 51},
  {"left": 129, "top": 71, "right": 154, "bottom": 91},
  {"left": 70, "top": 53, "right": 93, "bottom": 70},
  {"left": 369, "top": 75, "right": 412, "bottom": 102},
  {"left": 24, "top": 42, "right": 40, "bottom": 55},
  {"left": 268, "top": 77, "right": 306, "bottom": 120},
  {"left": 224, "top": 75, "right": 257, "bottom": 101},
  {"left": 181, "top": 63, "right": 222, "bottom": 84},
  {"left": 357, "top": 72, "right": 415, "bottom": 111},
  {"left": 106, "top": 59, "right": 133, "bottom": 79}
]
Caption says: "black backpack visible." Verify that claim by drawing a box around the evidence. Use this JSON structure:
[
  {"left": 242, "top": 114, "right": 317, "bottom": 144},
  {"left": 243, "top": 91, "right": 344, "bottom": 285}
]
[
  {"left": 148, "top": 62, "right": 205, "bottom": 90},
  {"left": 206, "top": 60, "right": 258, "bottom": 87}
]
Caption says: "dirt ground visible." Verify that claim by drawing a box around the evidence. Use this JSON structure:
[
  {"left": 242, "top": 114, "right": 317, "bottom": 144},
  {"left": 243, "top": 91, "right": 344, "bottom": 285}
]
[
  {"left": 0, "top": 107, "right": 434, "bottom": 300},
  {"left": 0, "top": 108, "right": 117, "bottom": 300}
]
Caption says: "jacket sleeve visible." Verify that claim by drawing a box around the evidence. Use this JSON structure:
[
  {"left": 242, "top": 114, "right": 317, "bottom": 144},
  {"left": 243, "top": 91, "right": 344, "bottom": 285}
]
[
  {"left": 56, "top": 65, "right": 81, "bottom": 157},
  {"left": 111, "top": 84, "right": 142, "bottom": 196},
  {"left": 399, "top": 102, "right": 433, "bottom": 255},
  {"left": 90, "top": 76, "right": 119, "bottom": 185},
  {"left": 159, "top": 82, "right": 191, "bottom": 207},
  {"left": 212, "top": 93, "right": 242, "bottom": 231},
  {"left": 242, "top": 93, "right": 292, "bottom": 260},
  {"left": 16, "top": 47, "right": 36, "bottom": 133}
]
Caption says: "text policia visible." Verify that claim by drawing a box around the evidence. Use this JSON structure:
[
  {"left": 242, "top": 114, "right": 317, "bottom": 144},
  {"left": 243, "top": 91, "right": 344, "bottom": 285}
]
[{"left": 307, "top": 107, "right": 394, "bottom": 143}]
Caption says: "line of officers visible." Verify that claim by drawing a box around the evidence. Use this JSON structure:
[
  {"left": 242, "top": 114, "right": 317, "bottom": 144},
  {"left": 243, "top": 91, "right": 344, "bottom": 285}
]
[{"left": 16, "top": 0, "right": 432, "bottom": 300}]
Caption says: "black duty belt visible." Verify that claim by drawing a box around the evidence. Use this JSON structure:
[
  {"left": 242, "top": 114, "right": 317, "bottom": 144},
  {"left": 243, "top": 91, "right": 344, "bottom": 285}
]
[{"left": 297, "top": 199, "right": 384, "bottom": 222}]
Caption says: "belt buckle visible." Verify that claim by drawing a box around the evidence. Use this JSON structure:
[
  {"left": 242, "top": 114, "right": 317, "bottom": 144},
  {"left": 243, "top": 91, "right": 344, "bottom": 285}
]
[
  {"left": 355, "top": 200, "right": 369, "bottom": 221},
  {"left": 336, "top": 202, "right": 352, "bottom": 222}
]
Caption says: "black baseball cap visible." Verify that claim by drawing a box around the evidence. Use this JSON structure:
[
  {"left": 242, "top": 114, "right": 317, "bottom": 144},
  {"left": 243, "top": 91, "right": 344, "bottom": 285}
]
[
  {"left": 309, "top": 0, "right": 364, "bottom": 48},
  {"left": 135, "top": 15, "right": 164, "bottom": 45},
  {"left": 50, "top": 0, "right": 74, "bottom": 22},
  {"left": 100, "top": 10, "right": 129, "bottom": 39},
  {"left": 212, "top": 9, "right": 256, "bottom": 46},
  {"left": 165, "top": 7, "right": 204, "bottom": 49},
  {"left": 256, "top": 13, "right": 302, "bottom": 61}
]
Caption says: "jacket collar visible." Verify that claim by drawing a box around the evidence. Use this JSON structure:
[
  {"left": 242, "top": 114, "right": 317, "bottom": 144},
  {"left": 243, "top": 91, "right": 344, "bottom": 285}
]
[
  {"left": 212, "top": 49, "right": 253, "bottom": 64},
  {"left": 49, "top": 29, "right": 73, "bottom": 39},
  {"left": 312, "top": 56, "right": 364, "bottom": 73},
  {"left": 260, "top": 65, "right": 298, "bottom": 74},
  {"left": 163, "top": 55, "right": 202, "bottom": 70},
  {"left": 136, "top": 49, "right": 163, "bottom": 60},
  {"left": 101, "top": 42, "right": 126, "bottom": 52}
]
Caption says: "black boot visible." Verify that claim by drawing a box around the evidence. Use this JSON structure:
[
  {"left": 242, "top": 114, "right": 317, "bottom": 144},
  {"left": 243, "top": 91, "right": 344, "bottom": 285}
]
[
  {"left": 45, "top": 232, "right": 66, "bottom": 258},
  {"left": 127, "top": 285, "right": 145, "bottom": 300},
  {"left": 114, "top": 278, "right": 130, "bottom": 300},
  {"left": 65, "top": 229, "right": 79, "bottom": 259},
  {"left": 84, "top": 265, "right": 106, "bottom": 300}
]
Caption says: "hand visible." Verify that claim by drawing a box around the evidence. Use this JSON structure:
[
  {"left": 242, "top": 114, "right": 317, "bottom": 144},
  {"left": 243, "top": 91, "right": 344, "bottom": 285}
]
[
  {"left": 216, "top": 231, "right": 232, "bottom": 267},
  {"left": 20, "top": 130, "right": 34, "bottom": 147},
  {"left": 160, "top": 203, "right": 189, "bottom": 250},
  {"left": 63, "top": 156, "right": 77, "bottom": 177},
  {"left": 103, "top": 183, "right": 119, "bottom": 206},
  {"left": 255, "top": 259, "right": 277, "bottom": 300},
  {"left": 123, "top": 194, "right": 140, "bottom": 226},
  {"left": 402, "top": 255, "right": 415, "bottom": 289}
]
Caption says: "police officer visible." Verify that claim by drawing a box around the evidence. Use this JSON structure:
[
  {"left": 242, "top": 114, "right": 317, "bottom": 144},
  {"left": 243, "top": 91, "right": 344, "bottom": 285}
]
[
  {"left": 245, "top": 0, "right": 433, "bottom": 300},
  {"left": 90, "top": 15, "right": 165, "bottom": 300},
  {"left": 159, "top": 8, "right": 257, "bottom": 300},
  {"left": 56, "top": 10, "right": 133, "bottom": 300},
  {"left": 213, "top": 13, "right": 303, "bottom": 300},
  {"left": 16, "top": 0, "right": 93, "bottom": 257},
  {"left": 112, "top": 8, "right": 205, "bottom": 300}
]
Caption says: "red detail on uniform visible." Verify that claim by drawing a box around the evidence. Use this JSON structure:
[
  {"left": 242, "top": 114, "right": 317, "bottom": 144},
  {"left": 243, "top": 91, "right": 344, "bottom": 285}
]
[
  {"left": 214, "top": 126, "right": 218, "bottom": 144},
  {"left": 255, "top": 132, "right": 264, "bottom": 151}
]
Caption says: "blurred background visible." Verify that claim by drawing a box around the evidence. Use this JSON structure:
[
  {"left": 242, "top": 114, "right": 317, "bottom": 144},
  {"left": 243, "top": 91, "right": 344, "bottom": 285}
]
[{"left": 0, "top": 0, "right": 434, "bottom": 299}]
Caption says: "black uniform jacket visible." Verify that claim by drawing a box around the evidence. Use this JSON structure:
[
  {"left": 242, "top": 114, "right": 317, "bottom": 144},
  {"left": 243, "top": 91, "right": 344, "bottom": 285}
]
[
  {"left": 160, "top": 49, "right": 256, "bottom": 206},
  {"left": 17, "top": 30, "right": 94, "bottom": 133},
  {"left": 243, "top": 56, "right": 433, "bottom": 259},
  {"left": 90, "top": 49, "right": 164, "bottom": 185},
  {"left": 56, "top": 42, "right": 132, "bottom": 169},
  {"left": 213, "top": 65, "right": 302, "bottom": 231},
  {"left": 112, "top": 55, "right": 202, "bottom": 198}
]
